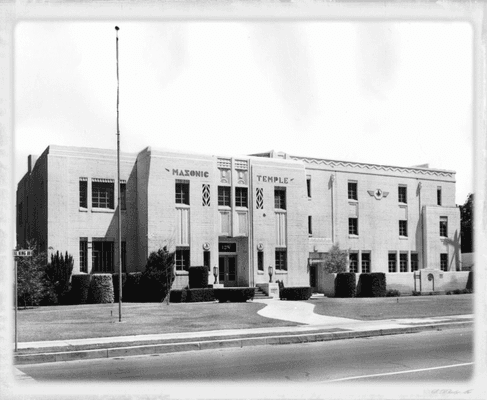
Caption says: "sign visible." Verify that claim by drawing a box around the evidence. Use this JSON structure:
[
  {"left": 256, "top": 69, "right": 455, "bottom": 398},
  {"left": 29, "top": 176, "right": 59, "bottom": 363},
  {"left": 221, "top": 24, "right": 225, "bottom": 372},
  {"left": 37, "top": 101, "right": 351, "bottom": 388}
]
[
  {"left": 256, "top": 175, "right": 292, "bottom": 184},
  {"left": 219, "top": 243, "right": 236, "bottom": 253},
  {"left": 170, "top": 168, "right": 209, "bottom": 178},
  {"left": 13, "top": 250, "right": 33, "bottom": 257}
]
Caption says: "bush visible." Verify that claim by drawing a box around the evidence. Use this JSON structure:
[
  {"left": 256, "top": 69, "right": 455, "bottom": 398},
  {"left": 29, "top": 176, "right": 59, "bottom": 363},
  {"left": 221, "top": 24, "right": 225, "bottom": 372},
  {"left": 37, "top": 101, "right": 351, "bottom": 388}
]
[
  {"left": 16, "top": 243, "right": 47, "bottom": 308},
  {"left": 386, "top": 289, "right": 401, "bottom": 297},
  {"left": 70, "top": 274, "right": 91, "bottom": 304},
  {"left": 214, "top": 288, "right": 255, "bottom": 303},
  {"left": 141, "top": 247, "right": 175, "bottom": 302},
  {"left": 412, "top": 290, "right": 421, "bottom": 296},
  {"left": 44, "top": 251, "right": 74, "bottom": 305},
  {"left": 280, "top": 287, "right": 312, "bottom": 300},
  {"left": 169, "top": 289, "right": 187, "bottom": 303},
  {"left": 185, "top": 288, "right": 215, "bottom": 302},
  {"left": 112, "top": 273, "right": 128, "bottom": 302},
  {"left": 335, "top": 273, "right": 356, "bottom": 298},
  {"left": 88, "top": 274, "right": 114, "bottom": 304},
  {"left": 124, "top": 272, "right": 143, "bottom": 302},
  {"left": 357, "top": 273, "right": 386, "bottom": 297},
  {"left": 189, "top": 266, "right": 209, "bottom": 289},
  {"left": 466, "top": 271, "right": 474, "bottom": 292}
]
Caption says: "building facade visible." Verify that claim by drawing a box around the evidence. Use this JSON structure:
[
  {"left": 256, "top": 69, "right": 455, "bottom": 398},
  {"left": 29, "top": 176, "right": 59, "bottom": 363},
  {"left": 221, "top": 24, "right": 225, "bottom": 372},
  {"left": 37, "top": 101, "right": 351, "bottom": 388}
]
[{"left": 17, "top": 145, "right": 462, "bottom": 291}]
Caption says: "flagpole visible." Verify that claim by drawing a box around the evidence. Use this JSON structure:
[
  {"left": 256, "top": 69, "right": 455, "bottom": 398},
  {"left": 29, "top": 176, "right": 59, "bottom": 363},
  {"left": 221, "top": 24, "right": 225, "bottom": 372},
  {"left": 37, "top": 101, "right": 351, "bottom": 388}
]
[{"left": 115, "top": 26, "right": 122, "bottom": 322}]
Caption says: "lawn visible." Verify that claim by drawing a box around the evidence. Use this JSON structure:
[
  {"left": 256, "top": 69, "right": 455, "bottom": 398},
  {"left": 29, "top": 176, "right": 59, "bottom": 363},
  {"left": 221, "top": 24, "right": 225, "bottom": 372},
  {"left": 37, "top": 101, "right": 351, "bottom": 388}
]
[{"left": 309, "top": 294, "right": 474, "bottom": 320}]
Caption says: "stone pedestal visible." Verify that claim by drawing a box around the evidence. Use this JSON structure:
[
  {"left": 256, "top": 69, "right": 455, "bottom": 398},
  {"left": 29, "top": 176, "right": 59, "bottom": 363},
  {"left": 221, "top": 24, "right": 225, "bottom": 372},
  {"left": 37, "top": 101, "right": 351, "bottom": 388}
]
[
  {"left": 259, "top": 283, "right": 280, "bottom": 298},
  {"left": 419, "top": 269, "right": 444, "bottom": 293},
  {"left": 209, "top": 283, "right": 224, "bottom": 289}
]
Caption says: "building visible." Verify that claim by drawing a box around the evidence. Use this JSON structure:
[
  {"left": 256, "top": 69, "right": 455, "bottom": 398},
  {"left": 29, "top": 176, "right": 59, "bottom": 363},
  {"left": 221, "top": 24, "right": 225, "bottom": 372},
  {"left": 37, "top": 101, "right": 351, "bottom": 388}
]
[{"left": 17, "top": 145, "right": 465, "bottom": 293}]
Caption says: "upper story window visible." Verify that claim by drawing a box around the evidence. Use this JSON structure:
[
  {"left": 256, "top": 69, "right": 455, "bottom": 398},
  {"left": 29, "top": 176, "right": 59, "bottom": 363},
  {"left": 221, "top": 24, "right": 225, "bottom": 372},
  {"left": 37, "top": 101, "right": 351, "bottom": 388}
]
[
  {"left": 218, "top": 186, "right": 231, "bottom": 207},
  {"left": 235, "top": 187, "right": 248, "bottom": 208},
  {"left": 274, "top": 187, "right": 286, "bottom": 210},
  {"left": 348, "top": 182, "right": 357, "bottom": 201},
  {"left": 275, "top": 248, "right": 287, "bottom": 271},
  {"left": 439, "top": 216, "right": 448, "bottom": 237},
  {"left": 308, "top": 216, "right": 312, "bottom": 236},
  {"left": 349, "top": 217, "right": 358, "bottom": 236},
  {"left": 399, "top": 220, "right": 408, "bottom": 237},
  {"left": 120, "top": 182, "right": 126, "bottom": 210},
  {"left": 92, "top": 179, "right": 114, "bottom": 209},
  {"left": 398, "top": 185, "right": 407, "bottom": 204},
  {"left": 175, "top": 180, "right": 190, "bottom": 205},
  {"left": 437, "top": 187, "right": 442, "bottom": 206},
  {"left": 79, "top": 178, "right": 88, "bottom": 208},
  {"left": 306, "top": 176, "right": 311, "bottom": 198}
]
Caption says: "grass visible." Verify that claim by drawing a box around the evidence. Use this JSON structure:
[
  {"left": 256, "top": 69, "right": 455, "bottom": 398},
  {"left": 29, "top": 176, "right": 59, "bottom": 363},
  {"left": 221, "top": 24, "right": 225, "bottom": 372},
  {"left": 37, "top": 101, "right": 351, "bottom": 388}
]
[
  {"left": 309, "top": 294, "right": 473, "bottom": 320},
  {"left": 16, "top": 294, "right": 473, "bottom": 342}
]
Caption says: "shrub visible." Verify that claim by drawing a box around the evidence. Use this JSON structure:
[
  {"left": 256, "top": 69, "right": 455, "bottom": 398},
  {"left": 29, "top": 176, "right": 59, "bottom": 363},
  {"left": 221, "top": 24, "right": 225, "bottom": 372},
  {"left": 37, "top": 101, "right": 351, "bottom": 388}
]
[
  {"left": 124, "top": 272, "right": 143, "bottom": 302},
  {"left": 169, "top": 289, "right": 187, "bottom": 303},
  {"left": 88, "top": 274, "right": 114, "bottom": 304},
  {"left": 70, "top": 274, "right": 91, "bottom": 304},
  {"left": 323, "top": 244, "right": 347, "bottom": 273},
  {"left": 44, "top": 251, "right": 74, "bottom": 305},
  {"left": 112, "top": 273, "right": 128, "bottom": 303},
  {"left": 335, "top": 272, "right": 356, "bottom": 298},
  {"left": 189, "top": 266, "right": 209, "bottom": 289},
  {"left": 412, "top": 290, "right": 421, "bottom": 296},
  {"left": 214, "top": 288, "right": 255, "bottom": 303},
  {"left": 466, "top": 271, "right": 474, "bottom": 292},
  {"left": 141, "top": 247, "right": 175, "bottom": 302},
  {"left": 386, "top": 289, "right": 401, "bottom": 297},
  {"left": 280, "top": 287, "right": 312, "bottom": 300},
  {"left": 16, "top": 243, "right": 47, "bottom": 308},
  {"left": 357, "top": 273, "right": 386, "bottom": 297},
  {"left": 185, "top": 288, "right": 215, "bottom": 302}
]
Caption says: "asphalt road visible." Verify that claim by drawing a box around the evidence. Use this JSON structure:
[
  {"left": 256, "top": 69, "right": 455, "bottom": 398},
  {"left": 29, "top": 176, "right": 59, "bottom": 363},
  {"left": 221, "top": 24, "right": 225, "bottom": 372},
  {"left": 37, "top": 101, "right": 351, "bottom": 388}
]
[{"left": 18, "top": 328, "right": 473, "bottom": 382}]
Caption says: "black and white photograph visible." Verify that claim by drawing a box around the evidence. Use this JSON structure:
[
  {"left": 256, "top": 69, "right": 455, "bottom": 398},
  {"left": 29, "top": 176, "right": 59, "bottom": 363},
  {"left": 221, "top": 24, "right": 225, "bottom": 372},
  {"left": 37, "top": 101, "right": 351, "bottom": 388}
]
[{"left": 1, "top": 2, "right": 485, "bottom": 400}]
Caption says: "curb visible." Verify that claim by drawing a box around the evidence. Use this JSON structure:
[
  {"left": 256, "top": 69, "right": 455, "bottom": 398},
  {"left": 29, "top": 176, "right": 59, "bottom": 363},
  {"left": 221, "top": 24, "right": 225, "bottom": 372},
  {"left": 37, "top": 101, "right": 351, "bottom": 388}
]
[{"left": 14, "top": 320, "right": 472, "bottom": 365}]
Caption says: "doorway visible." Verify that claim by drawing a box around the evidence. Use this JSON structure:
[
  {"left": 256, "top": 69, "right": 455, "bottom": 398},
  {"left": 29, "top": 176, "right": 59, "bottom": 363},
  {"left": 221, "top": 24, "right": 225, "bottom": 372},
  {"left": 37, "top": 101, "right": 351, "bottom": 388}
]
[
  {"left": 309, "top": 265, "right": 317, "bottom": 292},
  {"left": 219, "top": 256, "right": 237, "bottom": 287}
]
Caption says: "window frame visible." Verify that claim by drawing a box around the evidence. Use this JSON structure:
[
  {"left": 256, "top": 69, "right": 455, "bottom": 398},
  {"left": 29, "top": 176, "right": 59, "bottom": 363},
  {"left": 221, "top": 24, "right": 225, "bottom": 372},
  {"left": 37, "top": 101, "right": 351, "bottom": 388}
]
[
  {"left": 349, "top": 217, "right": 358, "bottom": 236},
  {"left": 308, "top": 216, "right": 312, "bottom": 236},
  {"left": 399, "top": 253, "right": 408, "bottom": 273},
  {"left": 399, "top": 220, "right": 408, "bottom": 237},
  {"left": 92, "top": 240, "right": 114, "bottom": 273},
  {"left": 439, "top": 216, "right": 448, "bottom": 237},
  {"left": 361, "top": 252, "right": 371, "bottom": 273},
  {"left": 120, "top": 182, "right": 127, "bottom": 211},
  {"left": 79, "top": 179, "right": 88, "bottom": 209},
  {"left": 348, "top": 181, "right": 358, "bottom": 201},
  {"left": 79, "top": 238, "right": 88, "bottom": 273},
  {"left": 437, "top": 187, "right": 442, "bottom": 206},
  {"left": 257, "top": 251, "right": 264, "bottom": 272},
  {"left": 218, "top": 186, "right": 231, "bottom": 207},
  {"left": 274, "top": 187, "right": 287, "bottom": 210},
  {"left": 349, "top": 252, "right": 358, "bottom": 273},
  {"left": 175, "top": 180, "right": 190, "bottom": 205},
  {"left": 92, "top": 181, "right": 114, "bottom": 210},
  {"left": 388, "top": 252, "right": 397, "bottom": 273},
  {"left": 440, "top": 253, "right": 448, "bottom": 272},
  {"left": 275, "top": 248, "right": 287, "bottom": 271},
  {"left": 235, "top": 187, "right": 248, "bottom": 208},
  {"left": 398, "top": 185, "right": 407, "bottom": 204},
  {"left": 306, "top": 176, "right": 311, "bottom": 198},
  {"left": 411, "top": 253, "right": 419, "bottom": 271},
  {"left": 175, "top": 247, "right": 190, "bottom": 271}
]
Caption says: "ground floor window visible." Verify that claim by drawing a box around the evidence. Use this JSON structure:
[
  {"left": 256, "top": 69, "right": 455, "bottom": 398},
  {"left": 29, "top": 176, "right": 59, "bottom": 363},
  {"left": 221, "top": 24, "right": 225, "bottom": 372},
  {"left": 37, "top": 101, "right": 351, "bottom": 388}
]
[
  {"left": 121, "top": 241, "right": 127, "bottom": 273},
  {"left": 258, "top": 251, "right": 264, "bottom": 272},
  {"left": 411, "top": 253, "right": 419, "bottom": 271},
  {"left": 79, "top": 238, "right": 88, "bottom": 273},
  {"left": 176, "top": 247, "right": 190, "bottom": 271},
  {"left": 399, "top": 253, "right": 408, "bottom": 272},
  {"left": 275, "top": 249, "right": 287, "bottom": 271},
  {"left": 349, "top": 252, "right": 358, "bottom": 273},
  {"left": 204, "top": 250, "right": 210, "bottom": 271},
  {"left": 388, "top": 253, "right": 397, "bottom": 273},
  {"left": 361, "top": 253, "right": 370, "bottom": 273},
  {"left": 92, "top": 240, "right": 114, "bottom": 273},
  {"left": 440, "top": 253, "right": 448, "bottom": 271}
]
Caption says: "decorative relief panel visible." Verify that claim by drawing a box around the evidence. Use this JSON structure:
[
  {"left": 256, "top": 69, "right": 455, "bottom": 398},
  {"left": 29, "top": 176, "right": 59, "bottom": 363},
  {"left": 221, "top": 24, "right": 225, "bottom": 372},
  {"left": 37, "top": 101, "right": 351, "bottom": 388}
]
[
  {"left": 202, "top": 184, "right": 210, "bottom": 206},
  {"left": 219, "top": 169, "right": 231, "bottom": 184},
  {"left": 235, "top": 160, "right": 248, "bottom": 185},
  {"left": 256, "top": 187, "right": 264, "bottom": 209}
]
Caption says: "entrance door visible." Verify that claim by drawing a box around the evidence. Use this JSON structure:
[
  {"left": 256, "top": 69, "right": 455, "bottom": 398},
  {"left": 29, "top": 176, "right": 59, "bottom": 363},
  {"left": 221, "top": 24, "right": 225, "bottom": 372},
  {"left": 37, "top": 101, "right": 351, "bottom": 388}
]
[
  {"left": 219, "top": 256, "right": 237, "bottom": 287},
  {"left": 309, "top": 265, "right": 317, "bottom": 292}
]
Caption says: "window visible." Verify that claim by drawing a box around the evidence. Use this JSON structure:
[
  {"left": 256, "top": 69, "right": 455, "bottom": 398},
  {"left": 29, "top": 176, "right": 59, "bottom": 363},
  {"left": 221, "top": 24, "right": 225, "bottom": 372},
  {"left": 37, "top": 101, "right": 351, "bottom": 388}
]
[
  {"left": 92, "top": 180, "right": 114, "bottom": 209},
  {"left": 204, "top": 251, "right": 210, "bottom": 271},
  {"left": 275, "top": 249, "right": 287, "bottom": 271},
  {"left": 274, "top": 187, "right": 286, "bottom": 210},
  {"left": 235, "top": 187, "right": 248, "bottom": 208},
  {"left": 307, "top": 176, "right": 311, "bottom": 198},
  {"left": 361, "top": 253, "right": 370, "bottom": 273},
  {"left": 398, "top": 186, "right": 407, "bottom": 203},
  {"left": 348, "top": 182, "right": 357, "bottom": 200},
  {"left": 79, "top": 179, "right": 87, "bottom": 208},
  {"left": 121, "top": 241, "right": 126, "bottom": 272},
  {"left": 388, "top": 253, "right": 397, "bottom": 273},
  {"left": 411, "top": 253, "right": 419, "bottom": 271},
  {"left": 400, "top": 253, "right": 408, "bottom": 272},
  {"left": 440, "top": 216, "right": 448, "bottom": 237},
  {"left": 437, "top": 187, "right": 442, "bottom": 206},
  {"left": 120, "top": 182, "right": 126, "bottom": 210},
  {"left": 258, "top": 251, "right": 264, "bottom": 272},
  {"left": 218, "top": 186, "right": 231, "bottom": 206},
  {"left": 308, "top": 216, "right": 312, "bottom": 236},
  {"left": 399, "top": 220, "right": 408, "bottom": 237},
  {"left": 440, "top": 253, "right": 448, "bottom": 271},
  {"left": 79, "top": 238, "right": 88, "bottom": 273},
  {"left": 349, "top": 253, "right": 358, "bottom": 273},
  {"left": 175, "top": 180, "right": 190, "bottom": 205},
  {"left": 349, "top": 218, "right": 358, "bottom": 235},
  {"left": 175, "top": 247, "right": 190, "bottom": 271},
  {"left": 92, "top": 240, "right": 114, "bottom": 273}
]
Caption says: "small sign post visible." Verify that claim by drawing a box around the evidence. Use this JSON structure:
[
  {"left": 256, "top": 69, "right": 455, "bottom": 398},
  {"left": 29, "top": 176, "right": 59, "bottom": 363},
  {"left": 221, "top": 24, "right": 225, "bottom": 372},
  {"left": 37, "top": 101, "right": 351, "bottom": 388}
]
[{"left": 13, "top": 249, "right": 33, "bottom": 352}]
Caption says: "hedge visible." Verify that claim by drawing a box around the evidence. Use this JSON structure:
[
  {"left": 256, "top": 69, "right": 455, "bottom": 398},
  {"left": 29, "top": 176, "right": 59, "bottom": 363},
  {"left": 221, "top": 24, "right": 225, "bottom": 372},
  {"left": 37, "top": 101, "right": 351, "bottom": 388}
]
[
  {"left": 466, "top": 271, "right": 474, "bottom": 292},
  {"left": 214, "top": 288, "right": 255, "bottom": 303},
  {"left": 185, "top": 288, "right": 215, "bottom": 302},
  {"left": 335, "top": 272, "right": 356, "bottom": 298},
  {"left": 124, "top": 272, "right": 143, "bottom": 302},
  {"left": 88, "top": 274, "right": 114, "bottom": 304},
  {"left": 141, "top": 270, "right": 172, "bottom": 302},
  {"left": 112, "top": 273, "right": 128, "bottom": 303},
  {"left": 280, "top": 287, "right": 312, "bottom": 301},
  {"left": 169, "top": 289, "right": 187, "bottom": 303},
  {"left": 357, "top": 273, "right": 386, "bottom": 297},
  {"left": 70, "top": 274, "right": 91, "bottom": 304},
  {"left": 189, "top": 266, "right": 209, "bottom": 289}
]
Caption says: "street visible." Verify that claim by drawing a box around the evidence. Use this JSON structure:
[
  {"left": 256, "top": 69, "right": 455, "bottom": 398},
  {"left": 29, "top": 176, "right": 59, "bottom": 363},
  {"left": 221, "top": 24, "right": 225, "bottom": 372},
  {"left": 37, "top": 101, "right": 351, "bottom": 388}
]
[{"left": 18, "top": 328, "right": 473, "bottom": 382}]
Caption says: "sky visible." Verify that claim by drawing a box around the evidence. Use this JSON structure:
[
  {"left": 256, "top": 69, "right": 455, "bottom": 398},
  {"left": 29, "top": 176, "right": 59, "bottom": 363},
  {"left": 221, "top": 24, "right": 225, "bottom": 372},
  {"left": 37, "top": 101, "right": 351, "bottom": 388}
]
[{"left": 14, "top": 21, "right": 473, "bottom": 204}]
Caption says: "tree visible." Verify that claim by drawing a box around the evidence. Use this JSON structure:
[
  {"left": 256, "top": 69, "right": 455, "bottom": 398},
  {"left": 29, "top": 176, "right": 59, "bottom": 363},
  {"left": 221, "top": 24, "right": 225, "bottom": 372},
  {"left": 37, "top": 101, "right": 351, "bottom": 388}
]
[
  {"left": 460, "top": 193, "right": 474, "bottom": 253},
  {"left": 16, "top": 241, "right": 47, "bottom": 308},
  {"left": 141, "top": 246, "right": 175, "bottom": 302},
  {"left": 323, "top": 244, "right": 348, "bottom": 273},
  {"left": 45, "top": 251, "right": 74, "bottom": 304}
]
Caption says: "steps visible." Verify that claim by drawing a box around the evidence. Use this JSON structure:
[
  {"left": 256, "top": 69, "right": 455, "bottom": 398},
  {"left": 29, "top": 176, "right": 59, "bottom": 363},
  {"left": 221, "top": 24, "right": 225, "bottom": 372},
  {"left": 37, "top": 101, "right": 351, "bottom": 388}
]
[{"left": 253, "top": 286, "right": 271, "bottom": 299}]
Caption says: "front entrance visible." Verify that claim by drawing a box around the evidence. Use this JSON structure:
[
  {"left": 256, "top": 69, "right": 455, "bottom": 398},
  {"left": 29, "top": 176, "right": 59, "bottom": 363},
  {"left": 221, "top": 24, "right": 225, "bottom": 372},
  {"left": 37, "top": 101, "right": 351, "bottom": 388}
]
[
  {"left": 309, "top": 265, "right": 317, "bottom": 292},
  {"left": 219, "top": 256, "right": 237, "bottom": 287}
]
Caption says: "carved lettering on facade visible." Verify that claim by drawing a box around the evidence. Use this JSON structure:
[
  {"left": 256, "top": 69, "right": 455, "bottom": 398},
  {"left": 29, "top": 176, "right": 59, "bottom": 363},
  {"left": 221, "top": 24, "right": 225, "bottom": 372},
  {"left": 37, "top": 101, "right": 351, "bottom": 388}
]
[{"left": 172, "top": 169, "right": 209, "bottom": 178}]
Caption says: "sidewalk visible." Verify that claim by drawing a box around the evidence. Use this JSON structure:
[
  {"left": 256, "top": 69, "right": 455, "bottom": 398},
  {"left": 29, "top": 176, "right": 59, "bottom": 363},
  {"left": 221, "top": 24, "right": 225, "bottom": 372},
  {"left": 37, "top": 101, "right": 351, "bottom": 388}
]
[{"left": 14, "top": 298, "right": 474, "bottom": 365}]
